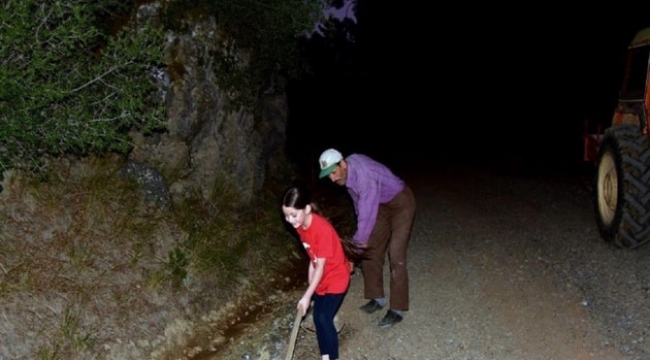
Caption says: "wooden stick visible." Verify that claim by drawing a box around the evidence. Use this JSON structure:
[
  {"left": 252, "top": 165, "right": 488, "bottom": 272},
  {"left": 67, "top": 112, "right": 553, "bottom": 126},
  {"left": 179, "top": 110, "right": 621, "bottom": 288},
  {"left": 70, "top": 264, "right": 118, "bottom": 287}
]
[{"left": 285, "top": 308, "right": 302, "bottom": 360}]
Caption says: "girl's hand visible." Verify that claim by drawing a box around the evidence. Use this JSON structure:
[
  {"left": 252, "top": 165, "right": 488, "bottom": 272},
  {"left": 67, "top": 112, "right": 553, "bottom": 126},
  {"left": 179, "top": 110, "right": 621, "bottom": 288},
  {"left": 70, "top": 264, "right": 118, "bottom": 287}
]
[{"left": 297, "top": 297, "right": 311, "bottom": 316}]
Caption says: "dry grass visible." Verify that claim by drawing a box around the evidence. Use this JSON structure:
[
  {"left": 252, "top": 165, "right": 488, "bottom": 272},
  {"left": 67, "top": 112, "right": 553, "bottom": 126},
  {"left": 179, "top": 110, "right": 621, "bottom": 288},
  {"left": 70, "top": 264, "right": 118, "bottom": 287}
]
[{"left": 0, "top": 155, "right": 299, "bottom": 360}]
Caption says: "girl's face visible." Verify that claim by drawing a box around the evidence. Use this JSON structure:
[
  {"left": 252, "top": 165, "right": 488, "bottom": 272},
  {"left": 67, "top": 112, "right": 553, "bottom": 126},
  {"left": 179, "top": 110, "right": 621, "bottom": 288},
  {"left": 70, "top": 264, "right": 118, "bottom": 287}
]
[{"left": 282, "top": 205, "right": 311, "bottom": 229}]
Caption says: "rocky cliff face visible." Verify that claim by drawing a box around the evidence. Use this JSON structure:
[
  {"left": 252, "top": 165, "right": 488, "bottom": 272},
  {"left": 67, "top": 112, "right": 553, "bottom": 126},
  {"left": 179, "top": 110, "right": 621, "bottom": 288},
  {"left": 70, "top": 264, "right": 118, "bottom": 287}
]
[
  {"left": 0, "top": 5, "right": 295, "bottom": 359},
  {"left": 127, "top": 4, "right": 288, "bottom": 208}
]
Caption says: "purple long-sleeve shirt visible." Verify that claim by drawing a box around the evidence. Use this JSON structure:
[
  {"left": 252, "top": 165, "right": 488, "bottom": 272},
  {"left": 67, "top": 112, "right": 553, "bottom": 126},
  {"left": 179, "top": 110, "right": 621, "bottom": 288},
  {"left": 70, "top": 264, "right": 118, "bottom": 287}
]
[{"left": 345, "top": 154, "right": 405, "bottom": 245}]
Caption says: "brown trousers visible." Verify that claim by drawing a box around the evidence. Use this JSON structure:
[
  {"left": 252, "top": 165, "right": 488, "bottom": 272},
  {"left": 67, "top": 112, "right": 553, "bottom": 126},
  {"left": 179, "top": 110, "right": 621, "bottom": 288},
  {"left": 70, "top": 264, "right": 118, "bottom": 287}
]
[{"left": 361, "top": 185, "right": 416, "bottom": 311}]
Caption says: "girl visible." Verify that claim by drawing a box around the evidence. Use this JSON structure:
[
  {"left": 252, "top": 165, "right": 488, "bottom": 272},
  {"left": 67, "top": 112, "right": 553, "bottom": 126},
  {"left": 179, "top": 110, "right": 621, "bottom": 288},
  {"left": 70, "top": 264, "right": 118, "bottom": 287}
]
[{"left": 282, "top": 185, "right": 351, "bottom": 360}]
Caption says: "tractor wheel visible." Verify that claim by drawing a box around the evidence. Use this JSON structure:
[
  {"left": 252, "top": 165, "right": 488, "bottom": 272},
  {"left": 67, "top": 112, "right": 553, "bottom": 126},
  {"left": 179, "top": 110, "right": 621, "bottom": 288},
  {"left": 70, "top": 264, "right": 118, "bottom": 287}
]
[{"left": 593, "top": 124, "right": 650, "bottom": 249}]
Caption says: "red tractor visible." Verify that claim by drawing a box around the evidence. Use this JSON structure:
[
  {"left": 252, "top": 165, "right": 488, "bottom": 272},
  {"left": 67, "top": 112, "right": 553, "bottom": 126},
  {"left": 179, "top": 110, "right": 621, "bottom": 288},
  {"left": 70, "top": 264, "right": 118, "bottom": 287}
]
[{"left": 584, "top": 27, "right": 650, "bottom": 249}]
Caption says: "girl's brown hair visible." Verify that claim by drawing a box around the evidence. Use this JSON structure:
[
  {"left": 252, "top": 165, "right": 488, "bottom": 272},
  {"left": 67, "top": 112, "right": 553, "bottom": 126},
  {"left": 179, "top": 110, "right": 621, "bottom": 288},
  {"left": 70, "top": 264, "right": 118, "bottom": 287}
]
[{"left": 282, "top": 185, "right": 366, "bottom": 262}]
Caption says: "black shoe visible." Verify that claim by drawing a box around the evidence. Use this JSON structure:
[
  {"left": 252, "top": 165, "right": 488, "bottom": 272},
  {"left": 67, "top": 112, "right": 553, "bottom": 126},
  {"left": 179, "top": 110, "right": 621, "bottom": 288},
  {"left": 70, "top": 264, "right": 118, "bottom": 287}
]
[
  {"left": 379, "top": 310, "right": 403, "bottom": 328},
  {"left": 359, "top": 299, "right": 384, "bottom": 314}
]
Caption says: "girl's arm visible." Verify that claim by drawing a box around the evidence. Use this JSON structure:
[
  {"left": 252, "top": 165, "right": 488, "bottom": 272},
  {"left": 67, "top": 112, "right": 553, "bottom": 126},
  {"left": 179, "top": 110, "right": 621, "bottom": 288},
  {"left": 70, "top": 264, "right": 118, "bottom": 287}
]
[
  {"left": 298, "top": 257, "right": 326, "bottom": 316},
  {"left": 308, "top": 261, "right": 315, "bottom": 284}
]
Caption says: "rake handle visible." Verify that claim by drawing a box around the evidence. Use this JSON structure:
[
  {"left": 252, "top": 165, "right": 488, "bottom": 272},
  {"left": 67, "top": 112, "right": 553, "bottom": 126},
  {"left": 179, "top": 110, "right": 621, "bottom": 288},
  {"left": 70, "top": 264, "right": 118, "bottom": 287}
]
[{"left": 285, "top": 308, "right": 302, "bottom": 360}]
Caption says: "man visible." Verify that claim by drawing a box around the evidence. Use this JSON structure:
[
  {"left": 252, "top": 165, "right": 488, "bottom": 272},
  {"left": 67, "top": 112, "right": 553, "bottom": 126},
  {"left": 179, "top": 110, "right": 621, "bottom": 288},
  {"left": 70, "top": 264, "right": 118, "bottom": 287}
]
[{"left": 318, "top": 148, "right": 416, "bottom": 328}]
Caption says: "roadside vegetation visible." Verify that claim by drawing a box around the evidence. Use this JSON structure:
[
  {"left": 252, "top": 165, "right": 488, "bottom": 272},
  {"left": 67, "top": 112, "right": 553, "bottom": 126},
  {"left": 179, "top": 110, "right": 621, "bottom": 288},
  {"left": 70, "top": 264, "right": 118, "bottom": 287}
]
[
  {"left": 0, "top": 154, "right": 308, "bottom": 359},
  {"left": 0, "top": 0, "right": 322, "bottom": 175},
  {"left": 0, "top": 0, "right": 346, "bottom": 358}
]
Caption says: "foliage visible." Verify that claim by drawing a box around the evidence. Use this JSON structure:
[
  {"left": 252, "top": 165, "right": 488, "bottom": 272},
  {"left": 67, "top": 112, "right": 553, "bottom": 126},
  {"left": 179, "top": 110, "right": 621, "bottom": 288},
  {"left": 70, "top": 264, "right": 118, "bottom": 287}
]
[
  {"left": 0, "top": 0, "right": 166, "bottom": 174},
  {"left": 0, "top": 0, "right": 329, "bottom": 174},
  {"left": 172, "top": 175, "right": 292, "bottom": 288},
  {"left": 167, "top": 247, "right": 189, "bottom": 288}
]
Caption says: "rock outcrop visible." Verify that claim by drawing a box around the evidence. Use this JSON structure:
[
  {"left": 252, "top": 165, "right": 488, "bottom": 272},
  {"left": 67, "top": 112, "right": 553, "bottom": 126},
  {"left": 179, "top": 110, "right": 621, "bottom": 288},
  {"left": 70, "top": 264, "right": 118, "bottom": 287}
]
[{"left": 127, "top": 3, "right": 288, "bottom": 209}]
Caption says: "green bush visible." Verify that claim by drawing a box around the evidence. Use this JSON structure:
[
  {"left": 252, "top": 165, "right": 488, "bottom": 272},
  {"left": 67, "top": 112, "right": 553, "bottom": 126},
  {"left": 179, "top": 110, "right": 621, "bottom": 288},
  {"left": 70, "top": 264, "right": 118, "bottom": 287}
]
[
  {"left": 0, "top": 0, "right": 166, "bottom": 173},
  {"left": 0, "top": 0, "right": 326, "bottom": 175}
]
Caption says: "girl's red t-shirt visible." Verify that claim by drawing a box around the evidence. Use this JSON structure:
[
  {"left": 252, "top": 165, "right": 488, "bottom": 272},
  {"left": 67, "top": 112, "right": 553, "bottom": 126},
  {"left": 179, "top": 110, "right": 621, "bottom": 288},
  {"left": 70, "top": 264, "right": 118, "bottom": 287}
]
[{"left": 297, "top": 213, "right": 350, "bottom": 295}]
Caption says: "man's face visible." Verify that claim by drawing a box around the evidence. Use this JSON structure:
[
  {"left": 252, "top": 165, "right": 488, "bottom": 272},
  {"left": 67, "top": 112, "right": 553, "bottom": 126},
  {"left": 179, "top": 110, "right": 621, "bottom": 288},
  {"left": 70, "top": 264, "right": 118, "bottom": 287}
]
[{"left": 327, "top": 160, "right": 348, "bottom": 186}]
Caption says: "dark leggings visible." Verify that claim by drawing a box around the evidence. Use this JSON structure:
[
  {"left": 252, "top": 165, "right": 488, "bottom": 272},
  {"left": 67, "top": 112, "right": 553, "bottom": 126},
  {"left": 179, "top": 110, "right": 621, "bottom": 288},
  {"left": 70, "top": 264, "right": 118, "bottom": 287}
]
[{"left": 313, "top": 293, "right": 345, "bottom": 359}]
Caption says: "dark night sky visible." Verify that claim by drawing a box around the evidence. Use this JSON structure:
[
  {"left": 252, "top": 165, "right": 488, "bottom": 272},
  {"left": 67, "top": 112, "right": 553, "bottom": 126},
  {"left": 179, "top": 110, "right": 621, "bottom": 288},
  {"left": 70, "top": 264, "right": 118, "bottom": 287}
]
[{"left": 285, "top": 3, "right": 650, "bottom": 172}]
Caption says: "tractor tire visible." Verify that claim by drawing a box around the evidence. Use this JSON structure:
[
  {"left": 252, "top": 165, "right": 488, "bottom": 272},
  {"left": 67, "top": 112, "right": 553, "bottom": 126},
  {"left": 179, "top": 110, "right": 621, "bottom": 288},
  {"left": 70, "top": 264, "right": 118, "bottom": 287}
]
[{"left": 593, "top": 124, "right": 650, "bottom": 249}]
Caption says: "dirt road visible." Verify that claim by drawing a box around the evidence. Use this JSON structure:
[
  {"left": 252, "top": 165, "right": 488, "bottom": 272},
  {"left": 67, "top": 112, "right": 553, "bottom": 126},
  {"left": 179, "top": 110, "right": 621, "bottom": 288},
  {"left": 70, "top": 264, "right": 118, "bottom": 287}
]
[{"left": 210, "top": 161, "right": 650, "bottom": 360}]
